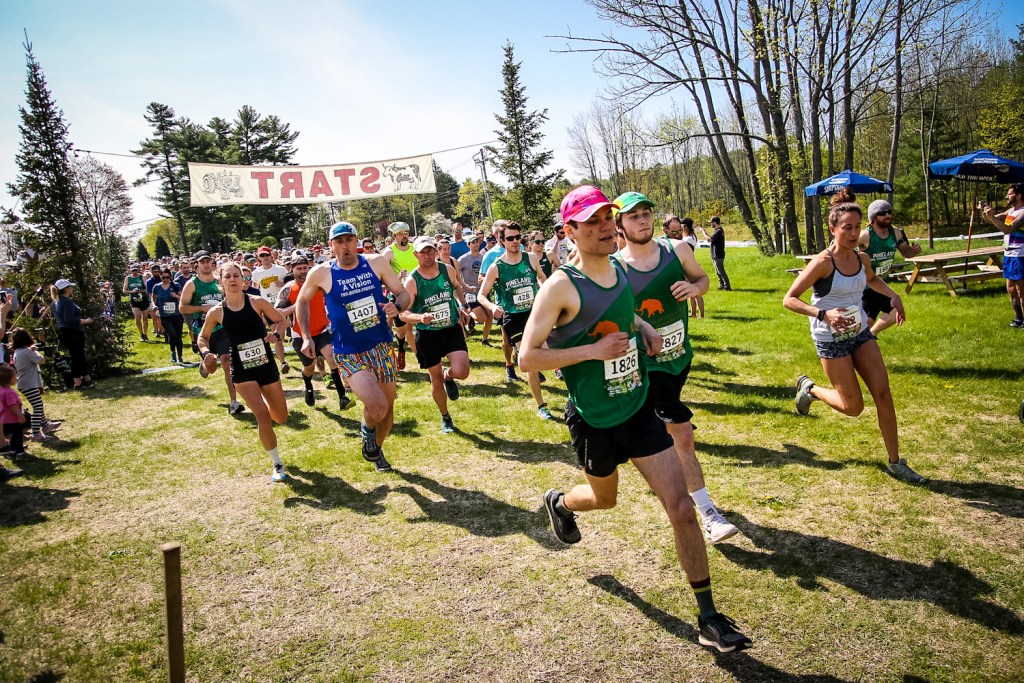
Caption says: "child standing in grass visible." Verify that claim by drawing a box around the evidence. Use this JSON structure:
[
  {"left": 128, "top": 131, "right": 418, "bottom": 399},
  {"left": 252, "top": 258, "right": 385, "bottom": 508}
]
[
  {"left": 11, "top": 328, "right": 59, "bottom": 441},
  {"left": 0, "top": 365, "right": 32, "bottom": 462}
]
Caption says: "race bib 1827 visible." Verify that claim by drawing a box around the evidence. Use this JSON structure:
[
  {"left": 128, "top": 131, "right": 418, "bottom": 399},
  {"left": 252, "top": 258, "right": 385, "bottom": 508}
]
[{"left": 654, "top": 320, "right": 686, "bottom": 363}]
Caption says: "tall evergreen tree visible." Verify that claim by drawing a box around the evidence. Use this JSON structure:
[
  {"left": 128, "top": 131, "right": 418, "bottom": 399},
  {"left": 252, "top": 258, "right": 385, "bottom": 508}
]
[
  {"left": 154, "top": 235, "right": 171, "bottom": 258},
  {"left": 136, "top": 240, "right": 151, "bottom": 261},
  {"left": 8, "top": 37, "right": 129, "bottom": 376},
  {"left": 487, "top": 42, "right": 563, "bottom": 229},
  {"left": 134, "top": 103, "right": 193, "bottom": 252}
]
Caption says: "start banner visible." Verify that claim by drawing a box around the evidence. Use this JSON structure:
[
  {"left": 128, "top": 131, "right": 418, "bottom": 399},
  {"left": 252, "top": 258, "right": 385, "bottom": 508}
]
[{"left": 188, "top": 154, "right": 436, "bottom": 206}]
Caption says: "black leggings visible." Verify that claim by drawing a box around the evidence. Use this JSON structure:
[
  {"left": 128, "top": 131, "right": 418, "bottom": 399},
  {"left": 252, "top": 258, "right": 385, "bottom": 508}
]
[
  {"left": 58, "top": 327, "right": 89, "bottom": 379},
  {"left": 3, "top": 422, "right": 24, "bottom": 453},
  {"left": 162, "top": 315, "right": 184, "bottom": 358}
]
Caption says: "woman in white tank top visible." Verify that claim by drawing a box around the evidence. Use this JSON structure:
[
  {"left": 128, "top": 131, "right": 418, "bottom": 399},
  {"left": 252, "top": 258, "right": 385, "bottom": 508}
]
[{"left": 783, "top": 189, "right": 926, "bottom": 485}]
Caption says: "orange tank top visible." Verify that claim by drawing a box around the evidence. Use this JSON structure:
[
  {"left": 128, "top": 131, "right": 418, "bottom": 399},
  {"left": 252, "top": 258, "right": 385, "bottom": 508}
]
[{"left": 288, "top": 280, "right": 330, "bottom": 336}]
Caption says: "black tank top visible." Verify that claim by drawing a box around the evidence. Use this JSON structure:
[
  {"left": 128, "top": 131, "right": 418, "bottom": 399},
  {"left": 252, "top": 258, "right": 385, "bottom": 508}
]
[{"left": 222, "top": 295, "right": 272, "bottom": 377}]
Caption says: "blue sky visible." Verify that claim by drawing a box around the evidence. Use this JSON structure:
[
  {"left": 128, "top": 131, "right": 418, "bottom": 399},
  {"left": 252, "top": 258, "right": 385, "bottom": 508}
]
[
  {"left": 0, "top": 0, "right": 1011, "bottom": 237},
  {"left": 0, "top": 0, "right": 625, "bottom": 234}
]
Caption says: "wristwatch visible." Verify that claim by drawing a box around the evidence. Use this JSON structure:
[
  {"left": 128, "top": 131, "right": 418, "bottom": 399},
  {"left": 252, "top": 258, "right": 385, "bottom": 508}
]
[{"left": 816, "top": 309, "right": 826, "bottom": 321}]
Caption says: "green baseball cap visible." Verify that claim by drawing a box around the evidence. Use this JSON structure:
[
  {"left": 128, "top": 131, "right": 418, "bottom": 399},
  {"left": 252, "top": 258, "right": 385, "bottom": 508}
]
[{"left": 612, "top": 191, "right": 655, "bottom": 214}]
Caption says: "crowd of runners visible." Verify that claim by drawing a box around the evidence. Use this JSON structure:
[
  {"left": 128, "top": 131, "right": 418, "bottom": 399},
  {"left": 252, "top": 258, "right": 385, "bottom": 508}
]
[{"left": 11, "top": 179, "right": 1019, "bottom": 654}]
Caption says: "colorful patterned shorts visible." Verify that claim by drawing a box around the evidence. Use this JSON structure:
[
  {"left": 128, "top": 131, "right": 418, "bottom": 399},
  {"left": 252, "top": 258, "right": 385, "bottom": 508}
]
[{"left": 335, "top": 341, "right": 396, "bottom": 384}]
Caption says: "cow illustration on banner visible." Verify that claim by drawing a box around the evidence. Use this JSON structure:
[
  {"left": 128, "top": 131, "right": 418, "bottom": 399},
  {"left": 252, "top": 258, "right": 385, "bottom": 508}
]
[{"left": 188, "top": 154, "right": 436, "bottom": 207}]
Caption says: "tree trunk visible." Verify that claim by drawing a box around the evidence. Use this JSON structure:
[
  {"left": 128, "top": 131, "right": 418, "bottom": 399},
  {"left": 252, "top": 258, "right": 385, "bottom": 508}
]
[{"left": 886, "top": 0, "right": 904, "bottom": 204}]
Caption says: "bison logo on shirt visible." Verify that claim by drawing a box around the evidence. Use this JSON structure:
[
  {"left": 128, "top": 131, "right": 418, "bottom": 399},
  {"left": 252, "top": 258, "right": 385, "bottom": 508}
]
[{"left": 637, "top": 299, "right": 664, "bottom": 319}]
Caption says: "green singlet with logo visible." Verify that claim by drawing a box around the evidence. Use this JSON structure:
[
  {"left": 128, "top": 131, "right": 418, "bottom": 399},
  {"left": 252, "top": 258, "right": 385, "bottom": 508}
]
[
  {"left": 494, "top": 258, "right": 537, "bottom": 314},
  {"left": 546, "top": 261, "right": 647, "bottom": 428},
  {"left": 127, "top": 275, "right": 145, "bottom": 302},
  {"left": 866, "top": 228, "right": 898, "bottom": 279},
  {"left": 190, "top": 276, "right": 223, "bottom": 332},
  {"left": 620, "top": 239, "right": 693, "bottom": 375},
  {"left": 411, "top": 267, "right": 459, "bottom": 331}
]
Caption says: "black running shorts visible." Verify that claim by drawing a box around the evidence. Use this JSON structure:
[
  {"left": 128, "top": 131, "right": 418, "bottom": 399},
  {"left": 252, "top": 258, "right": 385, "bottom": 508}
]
[
  {"left": 292, "top": 330, "right": 332, "bottom": 367},
  {"left": 500, "top": 310, "right": 530, "bottom": 346},
  {"left": 414, "top": 324, "right": 468, "bottom": 369},
  {"left": 647, "top": 361, "right": 694, "bottom": 424},
  {"left": 564, "top": 397, "right": 673, "bottom": 478}
]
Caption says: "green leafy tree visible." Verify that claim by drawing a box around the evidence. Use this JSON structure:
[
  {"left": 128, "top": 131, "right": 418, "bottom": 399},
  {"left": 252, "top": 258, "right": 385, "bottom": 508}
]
[
  {"left": 136, "top": 240, "right": 151, "bottom": 261},
  {"left": 454, "top": 178, "right": 487, "bottom": 225},
  {"left": 7, "top": 37, "right": 129, "bottom": 377},
  {"left": 487, "top": 42, "right": 563, "bottom": 229},
  {"left": 134, "top": 103, "right": 194, "bottom": 252}
]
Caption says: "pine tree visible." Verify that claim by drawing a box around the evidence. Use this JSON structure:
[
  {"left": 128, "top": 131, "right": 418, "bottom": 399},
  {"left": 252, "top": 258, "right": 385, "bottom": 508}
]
[
  {"left": 137, "top": 240, "right": 151, "bottom": 261},
  {"left": 154, "top": 235, "right": 171, "bottom": 258},
  {"left": 134, "top": 103, "right": 193, "bottom": 252},
  {"left": 487, "top": 42, "right": 564, "bottom": 229},
  {"left": 8, "top": 37, "right": 130, "bottom": 377}
]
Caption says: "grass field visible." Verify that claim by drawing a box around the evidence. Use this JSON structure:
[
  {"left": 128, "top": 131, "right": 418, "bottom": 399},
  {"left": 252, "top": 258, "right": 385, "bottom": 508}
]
[{"left": 1, "top": 245, "right": 1022, "bottom": 682}]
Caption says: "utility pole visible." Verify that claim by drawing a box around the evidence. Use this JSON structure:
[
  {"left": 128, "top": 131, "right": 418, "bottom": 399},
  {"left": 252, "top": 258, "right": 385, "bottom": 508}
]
[{"left": 474, "top": 148, "right": 493, "bottom": 222}]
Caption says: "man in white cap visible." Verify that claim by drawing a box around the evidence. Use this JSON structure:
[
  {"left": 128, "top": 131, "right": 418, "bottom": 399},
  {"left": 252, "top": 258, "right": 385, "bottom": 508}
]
[
  {"left": 399, "top": 236, "right": 470, "bottom": 434},
  {"left": 858, "top": 199, "right": 920, "bottom": 335},
  {"left": 521, "top": 185, "right": 752, "bottom": 654}
]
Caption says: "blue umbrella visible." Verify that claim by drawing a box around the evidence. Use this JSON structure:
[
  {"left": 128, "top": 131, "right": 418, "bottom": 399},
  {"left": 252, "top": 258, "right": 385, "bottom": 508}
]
[
  {"left": 804, "top": 169, "right": 893, "bottom": 197},
  {"left": 928, "top": 149, "right": 1024, "bottom": 182}
]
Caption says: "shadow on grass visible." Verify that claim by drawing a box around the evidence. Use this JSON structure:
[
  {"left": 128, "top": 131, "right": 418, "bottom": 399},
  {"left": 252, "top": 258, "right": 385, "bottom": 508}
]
[
  {"left": 456, "top": 429, "right": 574, "bottom": 465},
  {"left": 927, "top": 479, "right": 1024, "bottom": 519},
  {"left": 27, "top": 670, "right": 65, "bottom": 683},
  {"left": 313, "top": 407, "right": 362, "bottom": 432},
  {"left": 689, "top": 362, "right": 737, "bottom": 377},
  {"left": 688, "top": 379, "right": 793, "bottom": 400},
  {"left": 233, "top": 409, "right": 310, "bottom": 432},
  {"left": 588, "top": 575, "right": 850, "bottom": 683},
  {"left": 889, "top": 362, "right": 1021, "bottom": 381},
  {"left": 689, "top": 400, "right": 777, "bottom": 417},
  {"left": 704, "top": 313, "right": 763, "bottom": 322},
  {"left": 719, "top": 513, "right": 1024, "bottom": 635},
  {"left": 394, "top": 470, "right": 566, "bottom": 550},
  {"left": 701, "top": 346, "right": 756, "bottom": 356},
  {"left": 282, "top": 466, "right": 388, "bottom": 516},
  {"left": 696, "top": 441, "right": 872, "bottom": 471},
  {"left": 16, "top": 455, "right": 81, "bottom": 479},
  {"left": 38, "top": 436, "right": 81, "bottom": 453},
  {"left": 0, "top": 481, "right": 80, "bottom": 527},
  {"left": 74, "top": 374, "right": 206, "bottom": 400}
]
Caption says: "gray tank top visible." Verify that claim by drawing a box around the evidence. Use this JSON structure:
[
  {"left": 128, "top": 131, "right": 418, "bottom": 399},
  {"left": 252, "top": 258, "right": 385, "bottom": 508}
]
[{"left": 809, "top": 252, "right": 867, "bottom": 343}]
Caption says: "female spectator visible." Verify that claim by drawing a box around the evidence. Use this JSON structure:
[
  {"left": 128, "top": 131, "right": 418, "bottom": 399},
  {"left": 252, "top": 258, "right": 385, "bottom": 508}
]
[
  {"left": 679, "top": 218, "right": 705, "bottom": 319},
  {"left": 783, "top": 188, "right": 924, "bottom": 484},
  {"left": 197, "top": 262, "right": 291, "bottom": 483},
  {"left": 11, "top": 328, "right": 60, "bottom": 441},
  {"left": 50, "top": 279, "right": 93, "bottom": 389},
  {"left": 152, "top": 268, "right": 185, "bottom": 364},
  {"left": 240, "top": 265, "right": 261, "bottom": 296}
]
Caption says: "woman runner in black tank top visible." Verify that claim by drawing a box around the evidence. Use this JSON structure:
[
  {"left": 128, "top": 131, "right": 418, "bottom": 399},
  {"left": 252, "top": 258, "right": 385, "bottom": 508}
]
[{"left": 196, "top": 262, "right": 293, "bottom": 483}]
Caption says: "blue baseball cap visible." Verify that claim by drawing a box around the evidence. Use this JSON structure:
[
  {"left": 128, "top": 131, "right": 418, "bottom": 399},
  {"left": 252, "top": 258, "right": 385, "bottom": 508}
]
[{"left": 328, "top": 222, "right": 357, "bottom": 240}]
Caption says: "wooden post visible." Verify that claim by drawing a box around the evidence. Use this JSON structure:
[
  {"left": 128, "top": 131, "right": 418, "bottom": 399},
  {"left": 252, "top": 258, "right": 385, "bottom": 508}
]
[{"left": 161, "top": 542, "right": 185, "bottom": 683}]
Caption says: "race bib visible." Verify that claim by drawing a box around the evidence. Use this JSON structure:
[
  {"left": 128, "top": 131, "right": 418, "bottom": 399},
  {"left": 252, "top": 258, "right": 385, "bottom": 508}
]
[
  {"left": 465, "top": 292, "right": 477, "bottom": 304},
  {"left": 346, "top": 296, "right": 380, "bottom": 332},
  {"left": 237, "top": 339, "right": 269, "bottom": 370},
  {"left": 512, "top": 287, "right": 534, "bottom": 309},
  {"left": 429, "top": 303, "right": 452, "bottom": 326},
  {"left": 830, "top": 305, "right": 863, "bottom": 342},
  {"left": 130, "top": 291, "right": 143, "bottom": 302},
  {"left": 655, "top": 320, "right": 686, "bottom": 363},
  {"left": 264, "top": 292, "right": 278, "bottom": 304},
  {"left": 874, "top": 259, "right": 893, "bottom": 277},
  {"left": 162, "top": 302, "right": 176, "bottom": 315},
  {"left": 603, "top": 338, "right": 642, "bottom": 397}
]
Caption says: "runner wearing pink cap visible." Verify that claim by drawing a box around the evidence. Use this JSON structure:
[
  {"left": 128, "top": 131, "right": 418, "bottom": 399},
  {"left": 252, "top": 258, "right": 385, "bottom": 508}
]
[{"left": 522, "top": 185, "right": 752, "bottom": 653}]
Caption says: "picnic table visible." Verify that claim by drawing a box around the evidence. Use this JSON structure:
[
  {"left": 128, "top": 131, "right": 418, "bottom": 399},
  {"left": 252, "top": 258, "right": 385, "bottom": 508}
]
[{"left": 898, "top": 245, "right": 1004, "bottom": 297}]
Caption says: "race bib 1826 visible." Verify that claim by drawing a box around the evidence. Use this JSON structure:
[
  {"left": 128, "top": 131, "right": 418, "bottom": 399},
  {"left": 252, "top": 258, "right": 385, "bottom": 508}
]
[{"left": 603, "top": 337, "right": 642, "bottom": 397}]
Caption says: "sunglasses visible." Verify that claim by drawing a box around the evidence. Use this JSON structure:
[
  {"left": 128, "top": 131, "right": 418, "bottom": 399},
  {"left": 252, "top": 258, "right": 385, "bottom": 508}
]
[
  {"left": 504, "top": 234, "right": 521, "bottom": 241},
  {"left": 533, "top": 240, "right": 545, "bottom": 244},
  {"left": 876, "top": 211, "right": 892, "bottom": 216},
  {"left": 161, "top": 275, "right": 171, "bottom": 279}
]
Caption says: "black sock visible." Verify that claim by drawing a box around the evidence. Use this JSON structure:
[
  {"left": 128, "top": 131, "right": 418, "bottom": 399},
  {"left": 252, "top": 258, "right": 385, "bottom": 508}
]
[
  {"left": 690, "top": 578, "right": 716, "bottom": 619},
  {"left": 302, "top": 374, "right": 313, "bottom": 388},
  {"left": 398, "top": 339, "right": 406, "bottom": 353},
  {"left": 1014, "top": 302, "right": 1024, "bottom": 321},
  {"left": 331, "top": 369, "right": 345, "bottom": 397}
]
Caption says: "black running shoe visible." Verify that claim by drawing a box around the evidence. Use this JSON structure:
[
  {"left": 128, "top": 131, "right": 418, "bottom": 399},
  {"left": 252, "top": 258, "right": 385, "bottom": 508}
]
[
  {"left": 698, "top": 612, "right": 753, "bottom": 653},
  {"left": 505, "top": 366, "right": 519, "bottom": 383},
  {"left": 374, "top": 449, "right": 392, "bottom": 473},
  {"left": 0, "top": 465, "right": 24, "bottom": 481},
  {"left": 304, "top": 386, "right": 315, "bottom": 407},
  {"left": 361, "top": 427, "right": 379, "bottom": 462},
  {"left": 444, "top": 376, "right": 459, "bottom": 401},
  {"left": 543, "top": 489, "right": 581, "bottom": 544}
]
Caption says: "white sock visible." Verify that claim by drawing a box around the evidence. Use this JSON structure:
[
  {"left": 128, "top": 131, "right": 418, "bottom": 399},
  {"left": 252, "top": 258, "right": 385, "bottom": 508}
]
[
  {"left": 266, "top": 447, "right": 283, "bottom": 468},
  {"left": 690, "top": 487, "right": 715, "bottom": 518}
]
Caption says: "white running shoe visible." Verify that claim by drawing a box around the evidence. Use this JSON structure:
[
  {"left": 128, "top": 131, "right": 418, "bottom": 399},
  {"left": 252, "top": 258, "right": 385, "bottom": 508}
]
[
  {"left": 271, "top": 464, "right": 289, "bottom": 482},
  {"left": 702, "top": 509, "right": 740, "bottom": 543}
]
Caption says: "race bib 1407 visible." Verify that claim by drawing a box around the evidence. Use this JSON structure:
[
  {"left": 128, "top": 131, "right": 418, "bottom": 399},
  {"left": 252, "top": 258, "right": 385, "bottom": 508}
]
[{"left": 346, "top": 296, "right": 379, "bottom": 332}]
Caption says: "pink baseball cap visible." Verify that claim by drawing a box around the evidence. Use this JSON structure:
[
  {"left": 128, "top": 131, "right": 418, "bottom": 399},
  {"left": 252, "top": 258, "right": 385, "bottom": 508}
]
[{"left": 560, "top": 185, "right": 614, "bottom": 224}]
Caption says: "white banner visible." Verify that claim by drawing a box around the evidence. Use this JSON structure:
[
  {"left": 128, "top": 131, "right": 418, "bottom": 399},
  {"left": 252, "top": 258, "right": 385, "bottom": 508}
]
[{"left": 188, "top": 154, "right": 436, "bottom": 206}]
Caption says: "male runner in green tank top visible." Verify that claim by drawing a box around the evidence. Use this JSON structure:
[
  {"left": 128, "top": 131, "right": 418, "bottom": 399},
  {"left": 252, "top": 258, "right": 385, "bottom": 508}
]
[
  {"left": 180, "top": 251, "right": 243, "bottom": 415},
  {"left": 613, "top": 191, "right": 738, "bottom": 544},
  {"left": 383, "top": 222, "right": 418, "bottom": 370},
  {"left": 858, "top": 199, "right": 920, "bottom": 335},
  {"left": 476, "top": 220, "right": 552, "bottom": 420},
  {"left": 520, "top": 185, "right": 752, "bottom": 654},
  {"left": 399, "top": 236, "right": 470, "bottom": 434}
]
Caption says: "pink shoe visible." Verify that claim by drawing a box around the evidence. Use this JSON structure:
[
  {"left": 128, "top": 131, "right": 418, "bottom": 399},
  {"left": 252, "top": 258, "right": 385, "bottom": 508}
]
[{"left": 30, "top": 433, "right": 52, "bottom": 442}]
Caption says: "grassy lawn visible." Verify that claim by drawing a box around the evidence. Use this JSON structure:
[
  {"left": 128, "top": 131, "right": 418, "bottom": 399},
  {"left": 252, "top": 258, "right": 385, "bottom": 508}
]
[{"left": 1, "top": 246, "right": 1021, "bottom": 682}]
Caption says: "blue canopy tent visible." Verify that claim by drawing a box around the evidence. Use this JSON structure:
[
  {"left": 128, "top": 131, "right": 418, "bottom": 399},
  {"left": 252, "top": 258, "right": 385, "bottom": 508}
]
[
  {"left": 928, "top": 149, "right": 1024, "bottom": 252},
  {"left": 804, "top": 169, "right": 893, "bottom": 197}
]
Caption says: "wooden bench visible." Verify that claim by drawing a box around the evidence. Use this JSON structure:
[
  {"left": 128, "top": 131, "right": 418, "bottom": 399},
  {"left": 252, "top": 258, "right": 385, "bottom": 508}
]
[{"left": 947, "top": 270, "right": 1003, "bottom": 285}]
